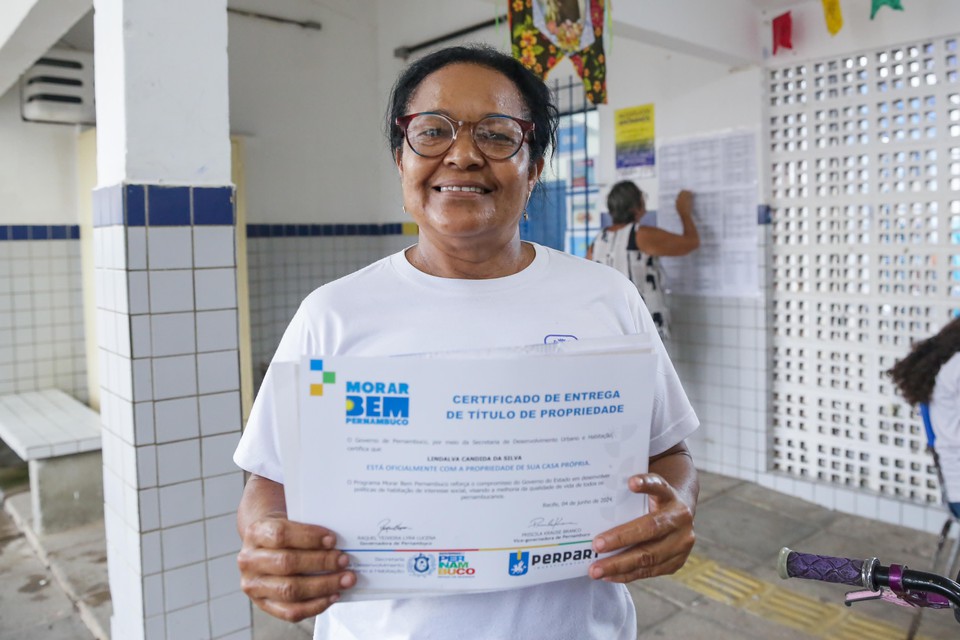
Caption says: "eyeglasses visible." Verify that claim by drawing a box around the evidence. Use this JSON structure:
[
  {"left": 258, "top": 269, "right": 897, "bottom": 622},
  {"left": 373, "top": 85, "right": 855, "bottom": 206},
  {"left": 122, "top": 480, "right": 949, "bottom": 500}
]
[{"left": 396, "top": 112, "right": 535, "bottom": 160}]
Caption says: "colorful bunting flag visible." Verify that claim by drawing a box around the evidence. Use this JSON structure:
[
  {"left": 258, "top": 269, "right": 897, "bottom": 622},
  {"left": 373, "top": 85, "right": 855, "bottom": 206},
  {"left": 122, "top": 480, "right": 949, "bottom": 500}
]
[
  {"left": 822, "top": 0, "right": 843, "bottom": 36},
  {"left": 772, "top": 11, "right": 793, "bottom": 55},
  {"left": 871, "top": 0, "right": 904, "bottom": 20},
  {"left": 509, "top": 0, "right": 608, "bottom": 105}
]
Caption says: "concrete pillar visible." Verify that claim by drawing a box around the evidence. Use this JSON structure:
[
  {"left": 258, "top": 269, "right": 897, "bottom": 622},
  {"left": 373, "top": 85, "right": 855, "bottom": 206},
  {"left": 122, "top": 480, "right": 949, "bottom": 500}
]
[{"left": 92, "top": 1, "right": 248, "bottom": 638}]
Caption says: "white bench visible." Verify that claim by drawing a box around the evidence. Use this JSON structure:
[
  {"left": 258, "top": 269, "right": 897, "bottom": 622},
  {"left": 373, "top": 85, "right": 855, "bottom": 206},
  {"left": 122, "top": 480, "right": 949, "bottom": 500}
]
[{"left": 0, "top": 390, "right": 103, "bottom": 534}]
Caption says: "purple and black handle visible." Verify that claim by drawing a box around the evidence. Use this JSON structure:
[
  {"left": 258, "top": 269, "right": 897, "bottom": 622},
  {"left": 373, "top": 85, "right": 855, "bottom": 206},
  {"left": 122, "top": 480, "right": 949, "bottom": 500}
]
[{"left": 778, "top": 547, "right": 960, "bottom": 615}]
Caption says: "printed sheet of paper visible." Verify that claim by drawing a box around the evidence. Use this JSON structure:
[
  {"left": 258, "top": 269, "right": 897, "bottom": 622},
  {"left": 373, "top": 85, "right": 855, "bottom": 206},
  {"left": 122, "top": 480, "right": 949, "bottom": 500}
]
[
  {"left": 656, "top": 130, "right": 759, "bottom": 297},
  {"left": 277, "top": 338, "right": 657, "bottom": 600}
]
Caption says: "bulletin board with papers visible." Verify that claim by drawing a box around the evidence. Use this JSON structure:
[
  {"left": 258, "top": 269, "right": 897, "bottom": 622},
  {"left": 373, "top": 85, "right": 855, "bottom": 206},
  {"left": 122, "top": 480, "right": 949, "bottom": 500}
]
[{"left": 656, "top": 130, "right": 760, "bottom": 297}]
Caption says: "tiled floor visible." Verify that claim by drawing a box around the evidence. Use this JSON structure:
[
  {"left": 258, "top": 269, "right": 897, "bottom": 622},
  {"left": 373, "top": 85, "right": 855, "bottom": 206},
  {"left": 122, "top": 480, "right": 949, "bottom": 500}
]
[{"left": 2, "top": 470, "right": 957, "bottom": 639}]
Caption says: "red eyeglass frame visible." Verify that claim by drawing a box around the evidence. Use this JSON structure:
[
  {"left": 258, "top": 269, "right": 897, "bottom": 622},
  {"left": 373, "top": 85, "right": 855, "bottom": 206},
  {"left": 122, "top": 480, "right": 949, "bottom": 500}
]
[{"left": 395, "top": 112, "right": 535, "bottom": 159}]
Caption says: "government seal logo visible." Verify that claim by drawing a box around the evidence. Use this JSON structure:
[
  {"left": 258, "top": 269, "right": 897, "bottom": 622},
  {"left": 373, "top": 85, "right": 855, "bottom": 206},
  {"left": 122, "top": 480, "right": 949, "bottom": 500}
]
[{"left": 407, "top": 553, "right": 435, "bottom": 577}]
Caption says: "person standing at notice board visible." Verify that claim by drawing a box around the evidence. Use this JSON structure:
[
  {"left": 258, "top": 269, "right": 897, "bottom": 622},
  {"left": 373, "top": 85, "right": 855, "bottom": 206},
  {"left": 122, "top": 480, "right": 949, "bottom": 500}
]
[{"left": 587, "top": 182, "right": 699, "bottom": 339}]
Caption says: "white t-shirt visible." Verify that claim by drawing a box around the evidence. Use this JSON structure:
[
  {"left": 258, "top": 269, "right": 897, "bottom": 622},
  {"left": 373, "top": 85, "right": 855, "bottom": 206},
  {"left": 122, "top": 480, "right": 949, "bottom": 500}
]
[
  {"left": 929, "top": 352, "right": 960, "bottom": 502},
  {"left": 234, "top": 243, "right": 699, "bottom": 640}
]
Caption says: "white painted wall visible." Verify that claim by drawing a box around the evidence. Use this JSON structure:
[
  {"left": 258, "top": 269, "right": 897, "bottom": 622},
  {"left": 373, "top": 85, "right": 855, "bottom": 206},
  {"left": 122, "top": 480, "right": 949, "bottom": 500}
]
[
  {"left": 0, "top": 84, "right": 79, "bottom": 224},
  {"left": 596, "top": 37, "right": 763, "bottom": 206},
  {"left": 758, "top": 0, "right": 960, "bottom": 62},
  {"left": 229, "top": 0, "right": 382, "bottom": 223}
]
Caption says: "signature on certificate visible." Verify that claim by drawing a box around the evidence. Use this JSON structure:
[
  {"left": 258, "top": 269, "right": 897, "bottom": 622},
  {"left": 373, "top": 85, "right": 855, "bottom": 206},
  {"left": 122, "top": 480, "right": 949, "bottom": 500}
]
[
  {"left": 377, "top": 519, "right": 412, "bottom": 535},
  {"left": 527, "top": 516, "right": 578, "bottom": 529}
]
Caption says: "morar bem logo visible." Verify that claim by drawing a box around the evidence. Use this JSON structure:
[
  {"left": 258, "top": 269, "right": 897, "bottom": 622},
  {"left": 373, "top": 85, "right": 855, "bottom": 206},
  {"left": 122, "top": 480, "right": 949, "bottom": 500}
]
[{"left": 309, "top": 359, "right": 411, "bottom": 425}]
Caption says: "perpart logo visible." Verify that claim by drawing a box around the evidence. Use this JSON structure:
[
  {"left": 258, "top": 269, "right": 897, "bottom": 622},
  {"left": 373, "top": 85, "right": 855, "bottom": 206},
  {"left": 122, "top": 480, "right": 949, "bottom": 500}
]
[
  {"left": 508, "top": 548, "right": 595, "bottom": 576},
  {"left": 346, "top": 380, "right": 410, "bottom": 425}
]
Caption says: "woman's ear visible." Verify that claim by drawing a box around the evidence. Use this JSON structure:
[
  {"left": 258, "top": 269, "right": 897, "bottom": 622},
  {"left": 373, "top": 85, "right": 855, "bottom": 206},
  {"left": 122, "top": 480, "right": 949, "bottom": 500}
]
[
  {"left": 528, "top": 157, "right": 545, "bottom": 189},
  {"left": 395, "top": 148, "right": 404, "bottom": 175}
]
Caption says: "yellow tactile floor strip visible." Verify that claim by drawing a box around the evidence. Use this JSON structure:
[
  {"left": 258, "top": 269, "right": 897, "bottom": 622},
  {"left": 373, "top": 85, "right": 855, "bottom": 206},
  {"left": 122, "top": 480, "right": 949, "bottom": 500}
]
[{"left": 667, "top": 554, "right": 938, "bottom": 640}]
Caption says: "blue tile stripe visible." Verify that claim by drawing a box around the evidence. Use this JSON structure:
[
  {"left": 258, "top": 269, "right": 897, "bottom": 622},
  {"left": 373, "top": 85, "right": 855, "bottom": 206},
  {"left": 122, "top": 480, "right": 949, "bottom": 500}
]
[
  {"left": 0, "top": 225, "right": 80, "bottom": 240},
  {"left": 245, "top": 223, "right": 407, "bottom": 238},
  {"left": 92, "top": 184, "right": 236, "bottom": 227}
]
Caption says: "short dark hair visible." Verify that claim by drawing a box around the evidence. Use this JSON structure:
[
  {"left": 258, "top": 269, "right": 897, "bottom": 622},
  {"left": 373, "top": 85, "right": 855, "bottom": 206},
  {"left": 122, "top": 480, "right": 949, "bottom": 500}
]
[
  {"left": 607, "top": 181, "right": 644, "bottom": 224},
  {"left": 386, "top": 45, "right": 558, "bottom": 168}
]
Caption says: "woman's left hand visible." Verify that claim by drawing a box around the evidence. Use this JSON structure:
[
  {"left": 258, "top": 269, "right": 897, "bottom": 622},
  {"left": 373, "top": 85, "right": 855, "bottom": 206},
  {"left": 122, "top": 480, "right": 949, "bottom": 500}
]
[{"left": 588, "top": 471, "right": 696, "bottom": 582}]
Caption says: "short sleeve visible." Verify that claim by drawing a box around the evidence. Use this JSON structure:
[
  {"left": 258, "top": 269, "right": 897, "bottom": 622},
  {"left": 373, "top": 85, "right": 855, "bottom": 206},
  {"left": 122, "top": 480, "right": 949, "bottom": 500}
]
[{"left": 233, "top": 303, "right": 318, "bottom": 483}]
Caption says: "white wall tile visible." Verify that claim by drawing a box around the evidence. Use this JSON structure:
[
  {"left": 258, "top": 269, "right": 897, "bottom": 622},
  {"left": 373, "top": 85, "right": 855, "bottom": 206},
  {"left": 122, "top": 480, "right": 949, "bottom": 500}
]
[
  {"left": 203, "top": 472, "right": 244, "bottom": 518},
  {"left": 132, "top": 315, "right": 152, "bottom": 358},
  {"left": 141, "top": 530, "right": 163, "bottom": 575},
  {"left": 139, "top": 487, "right": 160, "bottom": 532},
  {"left": 145, "top": 614, "right": 165, "bottom": 640},
  {"left": 207, "top": 555, "right": 241, "bottom": 599},
  {"left": 151, "top": 312, "right": 196, "bottom": 357},
  {"left": 135, "top": 401, "right": 156, "bottom": 445},
  {"left": 202, "top": 433, "right": 241, "bottom": 477},
  {"left": 159, "top": 480, "right": 204, "bottom": 528},
  {"left": 901, "top": 502, "right": 927, "bottom": 530},
  {"left": 148, "top": 227, "right": 194, "bottom": 270},
  {"left": 164, "top": 562, "right": 209, "bottom": 612},
  {"left": 154, "top": 396, "right": 200, "bottom": 443},
  {"left": 209, "top": 591, "right": 251, "bottom": 637},
  {"left": 196, "top": 310, "right": 237, "bottom": 353},
  {"left": 133, "top": 358, "right": 154, "bottom": 402},
  {"left": 195, "top": 269, "right": 236, "bottom": 311},
  {"left": 113, "top": 269, "right": 130, "bottom": 314},
  {"left": 198, "top": 391, "right": 241, "bottom": 436},
  {"left": 205, "top": 513, "right": 241, "bottom": 557},
  {"left": 167, "top": 604, "right": 212, "bottom": 640},
  {"left": 127, "top": 227, "right": 147, "bottom": 270},
  {"left": 113, "top": 353, "right": 133, "bottom": 402},
  {"left": 218, "top": 627, "right": 253, "bottom": 640},
  {"left": 157, "top": 439, "right": 202, "bottom": 485},
  {"left": 152, "top": 355, "right": 198, "bottom": 400},
  {"left": 197, "top": 351, "right": 239, "bottom": 394},
  {"left": 149, "top": 270, "right": 195, "bottom": 314},
  {"left": 137, "top": 444, "right": 158, "bottom": 489},
  {"left": 143, "top": 573, "right": 165, "bottom": 617},
  {"left": 194, "top": 227, "right": 235, "bottom": 268},
  {"left": 161, "top": 522, "right": 206, "bottom": 570},
  {"left": 129, "top": 271, "right": 150, "bottom": 314}
]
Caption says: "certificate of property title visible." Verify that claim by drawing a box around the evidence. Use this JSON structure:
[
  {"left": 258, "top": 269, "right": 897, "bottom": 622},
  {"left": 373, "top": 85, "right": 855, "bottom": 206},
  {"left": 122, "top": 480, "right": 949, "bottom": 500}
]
[{"left": 272, "top": 336, "right": 657, "bottom": 601}]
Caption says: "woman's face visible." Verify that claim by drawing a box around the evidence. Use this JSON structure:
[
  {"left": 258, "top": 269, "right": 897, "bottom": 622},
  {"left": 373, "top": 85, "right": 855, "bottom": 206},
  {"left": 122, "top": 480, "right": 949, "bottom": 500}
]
[{"left": 396, "top": 63, "right": 544, "bottom": 252}]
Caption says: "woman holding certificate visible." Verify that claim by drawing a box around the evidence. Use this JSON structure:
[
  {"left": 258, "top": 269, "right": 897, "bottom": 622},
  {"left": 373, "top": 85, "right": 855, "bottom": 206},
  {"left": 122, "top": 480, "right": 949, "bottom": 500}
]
[{"left": 235, "top": 44, "right": 700, "bottom": 639}]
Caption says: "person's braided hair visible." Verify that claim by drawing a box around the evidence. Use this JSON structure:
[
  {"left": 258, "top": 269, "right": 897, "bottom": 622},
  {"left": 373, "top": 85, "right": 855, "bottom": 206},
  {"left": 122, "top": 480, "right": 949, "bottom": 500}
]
[{"left": 887, "top": 317, "right": 960, "bottom": 405}]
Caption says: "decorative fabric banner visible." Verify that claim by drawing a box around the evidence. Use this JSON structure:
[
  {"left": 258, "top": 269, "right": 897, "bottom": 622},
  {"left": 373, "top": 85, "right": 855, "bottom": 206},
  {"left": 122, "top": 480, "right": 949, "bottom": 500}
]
[
  {"left": 772, "top": 11, "right": 793, "bottom": 55},
  {"left": 510, "top": 0, "right": 608, "bottom": 105},
  {"left": 871, "top": 0, "right": 904, "bottom": 20},
  {"left": 822, "top": 0, "right": 843, "bottom": 36}
]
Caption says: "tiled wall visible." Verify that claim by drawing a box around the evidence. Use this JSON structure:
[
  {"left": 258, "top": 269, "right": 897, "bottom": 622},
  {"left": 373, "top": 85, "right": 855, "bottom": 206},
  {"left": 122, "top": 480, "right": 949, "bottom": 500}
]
[
  {"left": 0, "top": 225, "right": 87, "bottom": 402},
  {"left": 93, "top": 184, "right": 249, "bottom": 639},
  {"left": 669, "top": 225, "right": 772, "bottom": 485},
  {"left": 246, "top": 224, "right": 415, "bottom": 390}
]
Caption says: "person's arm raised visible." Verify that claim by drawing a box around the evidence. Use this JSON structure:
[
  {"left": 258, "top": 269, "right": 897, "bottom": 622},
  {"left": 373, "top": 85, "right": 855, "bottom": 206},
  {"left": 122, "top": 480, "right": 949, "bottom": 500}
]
[
  {"left": 237, "top": 474, "right": 356, "bottom": 622},
  {"left": 634, "top": 190, "right": 700, "bottom": 257}
]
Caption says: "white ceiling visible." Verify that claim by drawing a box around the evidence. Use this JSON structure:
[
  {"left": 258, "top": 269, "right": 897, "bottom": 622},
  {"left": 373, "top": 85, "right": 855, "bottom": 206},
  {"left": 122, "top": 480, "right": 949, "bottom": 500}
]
[{"left": 744, "top": 0, "right": 815, "bottom": 12}]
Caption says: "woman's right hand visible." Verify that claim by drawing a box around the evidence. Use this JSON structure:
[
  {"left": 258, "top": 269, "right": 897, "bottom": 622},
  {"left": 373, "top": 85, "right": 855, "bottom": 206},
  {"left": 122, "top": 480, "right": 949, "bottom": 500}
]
[
  {"left": 238, "top": 513, "right": 356, "bottom": 622},
  {"left": 236, "top": 474, "right": 357, "bottom": 623}
]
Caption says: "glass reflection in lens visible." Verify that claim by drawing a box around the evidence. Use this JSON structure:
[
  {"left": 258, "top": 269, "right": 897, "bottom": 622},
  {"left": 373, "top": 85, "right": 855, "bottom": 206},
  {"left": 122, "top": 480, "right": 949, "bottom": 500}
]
[{"left": 475, "top": 117, "right": 523, "bottom": 159}]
